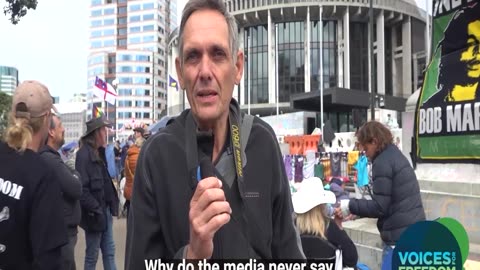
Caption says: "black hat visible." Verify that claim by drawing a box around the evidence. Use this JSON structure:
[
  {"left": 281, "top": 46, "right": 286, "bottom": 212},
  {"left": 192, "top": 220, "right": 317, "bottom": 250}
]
[
  {"left": 82, "top": 117, "right": 112, "bottom": 138},
  {"left": 133, "top": 127, "right": 145, "bottom": 134}
]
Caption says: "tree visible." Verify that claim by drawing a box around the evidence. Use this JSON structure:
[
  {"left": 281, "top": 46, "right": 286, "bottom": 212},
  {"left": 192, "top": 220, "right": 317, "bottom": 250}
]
[
  {"left": 0, "top": 92, "right": 12, "bottom": 135},
  {"left": 3, "top": 0, "right": 38, "bottom": 24}
]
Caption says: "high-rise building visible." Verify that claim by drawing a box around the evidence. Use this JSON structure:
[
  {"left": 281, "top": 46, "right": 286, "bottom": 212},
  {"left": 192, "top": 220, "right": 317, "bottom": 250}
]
[
  {"left": 87, "top": 0, "right": 177, "bottom": 140},
  {"left": 0, "top": 66, "right": 19, "bottom": 95}
]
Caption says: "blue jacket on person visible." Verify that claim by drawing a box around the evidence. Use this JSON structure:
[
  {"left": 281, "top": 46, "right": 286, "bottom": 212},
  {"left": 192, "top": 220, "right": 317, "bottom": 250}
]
[{"left": 105, "top": 144, "right": 117, "bottom": 178}]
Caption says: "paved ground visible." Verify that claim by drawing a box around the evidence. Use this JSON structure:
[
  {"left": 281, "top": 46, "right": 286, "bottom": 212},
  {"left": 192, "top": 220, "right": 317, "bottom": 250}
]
[{"left": 75, "top": 217, "right": 127, "bottom": 270}]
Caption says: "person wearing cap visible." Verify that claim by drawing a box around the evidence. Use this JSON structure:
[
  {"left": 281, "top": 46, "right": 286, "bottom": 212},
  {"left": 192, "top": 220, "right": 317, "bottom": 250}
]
[
  {"left": 0, "top": 80, "right": 67, "bottom": 269},
  {"left": 39, "top": 114, "right": 82, "bottom": 270},
  {"left": 75, "top": 116, "right": 119, "bottom": 270},
  {"left": 292, "top": 177, "right": 358, "bottom": 267},
  {"left": 133, "top": 127, "right": 144, "bottom": 139}
]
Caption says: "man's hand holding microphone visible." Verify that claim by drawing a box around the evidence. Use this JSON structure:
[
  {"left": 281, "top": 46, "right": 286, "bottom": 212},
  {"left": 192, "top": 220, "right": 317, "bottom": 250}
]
[{"left": 186, "top": 158, "right": 232, "bottom": 259}]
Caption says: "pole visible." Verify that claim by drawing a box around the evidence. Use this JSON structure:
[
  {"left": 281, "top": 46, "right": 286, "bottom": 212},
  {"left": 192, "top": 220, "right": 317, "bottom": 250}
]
[
  {"left": 320, "top": 6, "right": 324, "bottom": 140},
  {"left": 425, "top": 0, "right": 430, "bottom": 63},
  {"left": 247, "top": 34, "right": 251, "bottom": 115},
  {"left": 369, "top": 0, "right": 376, "bottom": 121},
  {"left": 104, "top": 100, "right": 109, "bottom": 143},
  {"left": 275, "top": 24, "right": 279, "bottom": 119},
  {"left": 152, "top": 51, "right": 155, "bottom": 122}
]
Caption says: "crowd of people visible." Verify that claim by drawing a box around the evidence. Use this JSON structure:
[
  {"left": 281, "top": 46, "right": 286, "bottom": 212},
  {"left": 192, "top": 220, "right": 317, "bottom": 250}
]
[{"left": 0, "top": 0, "right": 426, "bottom": 269}]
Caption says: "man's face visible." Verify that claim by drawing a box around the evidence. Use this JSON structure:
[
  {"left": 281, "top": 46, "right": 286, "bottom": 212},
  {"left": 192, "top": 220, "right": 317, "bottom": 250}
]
[
  {"left": 461, "top": 20, "right": 480, "bottom": 78},
  {"left": 176, "top": 9, "right": 244, "bottom": 127},
  {"left": 49, "top": 116, "right": 65, "bottom": 149},
  {"left": 359, "top": 140, "right": 378, "bottom": 161},
  {"left": 134, "top": 131, "right": 142, "bottom": 138}
]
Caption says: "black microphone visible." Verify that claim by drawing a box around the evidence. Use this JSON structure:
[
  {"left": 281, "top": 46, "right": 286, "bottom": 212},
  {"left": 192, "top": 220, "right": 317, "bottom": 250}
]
[{"left": 199, "top": 157, "right": 215, "bottom": 180}]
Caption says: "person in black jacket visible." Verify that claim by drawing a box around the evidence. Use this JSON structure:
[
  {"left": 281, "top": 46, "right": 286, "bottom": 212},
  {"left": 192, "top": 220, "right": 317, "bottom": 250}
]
[
  {"left": 293, "top": 177, "right": 358, "bottom": 268},
  {"left": 0, "top": 80, "right": 67, "bottom": 270},
  {"left": 76, "top": 117, "right": 119, "bottom": 270},
  {"left": 39, "top": 114, "right": 82, "bottom": 270},
  {"left": 336, "top": 121, "right": 425, "bottom": 269},
  {"left": 124, "top": 0, "right": 304, "bottom": 267}
]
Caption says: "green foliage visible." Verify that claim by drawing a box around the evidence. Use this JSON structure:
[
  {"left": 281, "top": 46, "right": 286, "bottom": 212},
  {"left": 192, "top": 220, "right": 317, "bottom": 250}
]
[
  {"left": 0, "top": 92, "right": 12, "bottom": 135},
  {"left": 3, "top": 0, "right": 38, "bottom": 24}
]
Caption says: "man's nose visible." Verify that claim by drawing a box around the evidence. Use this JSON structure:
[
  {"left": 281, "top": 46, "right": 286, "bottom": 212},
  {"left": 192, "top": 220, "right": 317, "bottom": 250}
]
[{"left": 198, "top": 55, "right": 213, "bottom": 81}]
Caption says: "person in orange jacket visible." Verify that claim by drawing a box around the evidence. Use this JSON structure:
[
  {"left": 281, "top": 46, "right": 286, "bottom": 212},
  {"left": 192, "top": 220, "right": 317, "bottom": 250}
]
[{"left": 123, "top": 137, "right": 145, "bottom": 216}]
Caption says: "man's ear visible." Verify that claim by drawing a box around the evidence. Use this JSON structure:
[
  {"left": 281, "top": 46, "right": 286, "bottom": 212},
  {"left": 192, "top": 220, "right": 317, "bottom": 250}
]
[
  {"left": 175, "top": 57, "right": 184, "bottom": 90},
  {"left": 234, "top": 50, "right": 244, "bottom": 85}
]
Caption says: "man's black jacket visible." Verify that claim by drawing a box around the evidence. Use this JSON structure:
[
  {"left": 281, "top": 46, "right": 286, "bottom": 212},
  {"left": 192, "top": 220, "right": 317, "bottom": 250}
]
[{"left": 39, "top": 145, "right": 82, "bottom": 236}]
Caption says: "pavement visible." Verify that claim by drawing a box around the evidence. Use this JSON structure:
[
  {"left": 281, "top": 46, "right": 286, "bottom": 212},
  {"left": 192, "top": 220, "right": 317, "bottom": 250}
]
[{"left": 74, "top": 217, "right": 127, "bottom": 270}]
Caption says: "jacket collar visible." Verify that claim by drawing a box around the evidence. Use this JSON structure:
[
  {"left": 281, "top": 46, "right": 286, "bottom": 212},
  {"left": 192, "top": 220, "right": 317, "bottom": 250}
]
[{"left": 39, "top": 144, "right": 60, "bottom": 157}]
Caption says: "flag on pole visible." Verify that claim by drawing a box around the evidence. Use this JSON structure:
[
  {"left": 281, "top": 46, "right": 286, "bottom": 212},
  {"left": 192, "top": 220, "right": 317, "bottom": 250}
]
[
  {"left": 93, "top": 76, "right": 117, "bottom": 105},
  {"left": 92, "top": 105, "right": 104, "bottom": 118},
  {"left": 168, "top": 75, "right": 179, "bottom": 91}
]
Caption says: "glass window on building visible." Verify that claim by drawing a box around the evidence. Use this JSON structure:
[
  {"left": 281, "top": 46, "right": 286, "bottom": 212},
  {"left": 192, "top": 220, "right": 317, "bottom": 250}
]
[
  {"left": 119, "top": 77, "right": 133, "bottom": 84},
  {"left": 91, "top": 30, "right": 102, "bottom": 38},
  {"left": 104, "top": 40, "right": 115, "bottom": 47},
  {"left": 243, "top": 25, "right": 268, "bottom": 104},
  {"left": 91, "top": 0, "right": 101, "bottom": 6},
  {"left": 143, "top": 35, "right": 155, "bottom": 42},
  {"left": 144, "top": 112, "right": 150, "bottom": 119},
  {"left": 143, "top": 25, "right": 154, "bottom": 31},
  {"left": 104, "top": 18, "right": 115, "bottom": 25},
  {"left": 104, "top": 29, "right": 114, "bottom": 36},
  {"left": 91, "top": 20, "right": 102, "bottom": 27},
  {"left": 118, "top": 6, "right": 127, "bottom": 14},
  {"left": 130, "top": 26, "right": 141, "bottom": 33},
  {"left": 118, "top": 38, "right": 127, "bottom": 46},
  {"left": 277, "top": 21, "right": 305, "bottom": 102},
  {"left": 129, "top": 37, "right": 141, "bottom": 44},
  {"left": 130, "top": 4, "right": 141, "bottom": 12},
  {"left": 143, "top": 3, "right": 154, "bottom": 9},
  {"left": 118, "top": 17, "right": 127, "bottom": 24},
  {"left": 118, "top": 28, "right": 127, "bottom": 35},
  {"left": 136, "top": 55, "right": 150, "bottom": 61},
  {"left": 91, "top": 41, "right": 102, "bottom": 48},
  {"left": 118, "top": 89, "right": 132, "bottom": 95},
  {"left": 91, "top": 10, "right": 102, "bottom": 17},
  {"left": 143, "top": 14, "right": 154, "bottom": 21},
  {"left": 350, "top": 22, "right": 368, "bottom": 92},
  {"left": 130, "top": 15, "right": 141, "bottom": 23},
  {"left": 104, "top": 8, "right": 115, "bottom": 15}
]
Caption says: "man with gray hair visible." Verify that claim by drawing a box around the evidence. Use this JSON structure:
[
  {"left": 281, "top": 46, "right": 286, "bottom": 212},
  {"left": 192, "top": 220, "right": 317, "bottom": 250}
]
[
  {"left": 39, "top": 114, "right": 82, "bottom": 270},
  {"left": 125, "top": 0, "right": 304, "bottom": 267}
]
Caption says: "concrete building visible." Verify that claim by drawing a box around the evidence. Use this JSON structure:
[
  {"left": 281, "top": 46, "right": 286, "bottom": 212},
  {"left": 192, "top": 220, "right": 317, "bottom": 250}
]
[
  {"left": 0, "top": 66, "right": 18, "bottom": 95},
  {"left": 167, "top": 0, "right": 427, "bottom": 132},
  {"left": 70, "top": 93, "right": 87, "bottom": 103},
  {"left": 87, "top": 0, "right": 177, "bottom": 139},
  {"left": 55, "top": 102, "right": 88, "bottom": 143}
]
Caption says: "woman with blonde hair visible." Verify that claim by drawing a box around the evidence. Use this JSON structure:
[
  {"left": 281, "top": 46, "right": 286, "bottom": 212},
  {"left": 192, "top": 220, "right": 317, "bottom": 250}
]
[
  {"left": 123, "top": 137, "right": 145, "bottom": 216},
  {"left": 292, "top": 177, "right": 358, "bottom": 268},
  {"left": 0, "top": 81, "right": 66, "bottom": 269}
]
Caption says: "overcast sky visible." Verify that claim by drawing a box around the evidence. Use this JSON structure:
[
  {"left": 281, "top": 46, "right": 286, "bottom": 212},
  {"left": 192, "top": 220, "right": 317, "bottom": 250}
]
[{"left": 0, "top": 0, "right": 427, "bottom": 102}]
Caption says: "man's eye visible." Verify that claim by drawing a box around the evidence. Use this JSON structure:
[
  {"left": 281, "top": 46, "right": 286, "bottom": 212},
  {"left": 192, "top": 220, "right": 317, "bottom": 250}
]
[
  {"left": 213, "top": 50, "right": 226, "bottom": 58},
  {"left": 185, "top": 53, "right": 198, "bottom": 61}
]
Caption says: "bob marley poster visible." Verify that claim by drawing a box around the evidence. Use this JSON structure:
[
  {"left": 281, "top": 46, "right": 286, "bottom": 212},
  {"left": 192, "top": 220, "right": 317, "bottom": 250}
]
[{"left": 415, "top": 0, "right": 480, "bottom": 162}]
